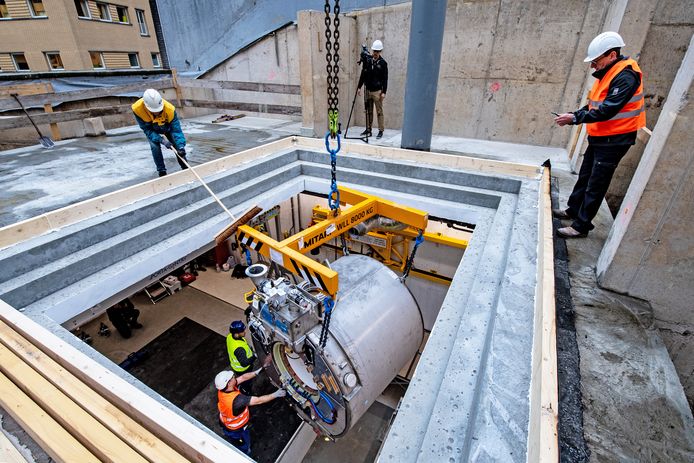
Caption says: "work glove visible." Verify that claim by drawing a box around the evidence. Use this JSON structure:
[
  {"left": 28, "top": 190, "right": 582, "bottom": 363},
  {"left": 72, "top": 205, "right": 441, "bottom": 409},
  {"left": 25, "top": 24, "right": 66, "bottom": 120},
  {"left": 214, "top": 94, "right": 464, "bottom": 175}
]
[
  {"left": 271, "top": 389, "right": 287, "bottom": 399},
  {"left": 161, "top": 139, "right": 172, "bottom": 149}
]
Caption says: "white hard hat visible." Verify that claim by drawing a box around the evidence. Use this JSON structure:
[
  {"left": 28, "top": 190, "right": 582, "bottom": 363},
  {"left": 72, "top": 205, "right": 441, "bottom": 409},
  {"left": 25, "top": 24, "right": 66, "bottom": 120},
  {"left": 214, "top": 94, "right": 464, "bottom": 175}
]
[
  {"left": 215, "top": 371, "right": 234, "bottom": 390},
  {"left": 143, "top": 88, "right": 164, "bottom": 112},
  {"left": 371, "top": 40, "right": 383, "bottom": 51},
  {"left": 584, "top": 31, "right": 625, "bottom": 62}
]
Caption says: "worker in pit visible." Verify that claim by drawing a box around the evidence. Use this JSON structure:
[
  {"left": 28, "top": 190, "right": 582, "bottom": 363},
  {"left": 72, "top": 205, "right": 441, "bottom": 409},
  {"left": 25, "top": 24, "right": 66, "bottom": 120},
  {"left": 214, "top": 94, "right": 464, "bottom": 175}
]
[
  {"left": 215, "top": 370, "right": 286, "bottom": 456},
  {"left": 553, "top": 32, "right": 645, "bottom": 238},
  {"left": 357, "top": 39, "right": 388, "bottom": 139},
  {"left": 227, "top": 320, "right": 256, "bottom": 395},
  {"left": 132, "top": 88, "right": 188, "bottom": 177}
]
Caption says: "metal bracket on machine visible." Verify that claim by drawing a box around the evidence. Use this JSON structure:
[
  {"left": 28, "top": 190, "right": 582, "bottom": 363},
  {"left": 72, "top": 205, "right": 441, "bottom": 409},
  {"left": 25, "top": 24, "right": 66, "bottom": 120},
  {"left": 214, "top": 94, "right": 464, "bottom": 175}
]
[{"left": 235, "top": 186, "right": 429, "bottom": 297}]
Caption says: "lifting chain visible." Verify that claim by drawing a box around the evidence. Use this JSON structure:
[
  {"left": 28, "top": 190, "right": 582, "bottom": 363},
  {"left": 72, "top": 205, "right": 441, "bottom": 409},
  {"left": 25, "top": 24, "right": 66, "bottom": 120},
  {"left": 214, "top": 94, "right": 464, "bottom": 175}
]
[
  {"left": 323, "top": 0, "right": 342, "bottom": 217},
  {"left": 324, "top": 0, "right": 340, "bottom": 138},
  {"left": 400, "top": 230, "right": 424, "bottom": 282},
  {"left": 319, "top": 297, "right": 335, "bottom": 348}
]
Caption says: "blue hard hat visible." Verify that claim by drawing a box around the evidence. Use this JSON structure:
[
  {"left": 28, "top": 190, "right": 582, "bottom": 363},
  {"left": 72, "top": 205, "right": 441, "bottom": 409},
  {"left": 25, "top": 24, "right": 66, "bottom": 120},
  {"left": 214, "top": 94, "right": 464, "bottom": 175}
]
[{"left": 229, "top": 320, "right": 246, "bottom": 334}]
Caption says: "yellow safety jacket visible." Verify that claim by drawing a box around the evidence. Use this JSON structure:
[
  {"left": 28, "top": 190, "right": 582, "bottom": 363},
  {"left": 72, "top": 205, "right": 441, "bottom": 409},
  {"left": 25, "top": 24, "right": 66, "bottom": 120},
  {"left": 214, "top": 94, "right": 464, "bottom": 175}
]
[
  {"left": 131, "top": 98, "right": 176, "bottom": 125},
  {"left": 227, "top": 335, "right": 253, "bottom": 373}
]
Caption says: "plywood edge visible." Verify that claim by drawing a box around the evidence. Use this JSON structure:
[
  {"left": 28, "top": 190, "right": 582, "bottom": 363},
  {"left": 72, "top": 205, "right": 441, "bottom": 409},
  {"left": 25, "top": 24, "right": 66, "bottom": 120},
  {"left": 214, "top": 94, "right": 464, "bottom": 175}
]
[
  {"left": 0, "top": 300, "right": 248, "bottom": 463},
  {"left": 0, "top": 319, "right": 189, "bottom": 463},
  {"left": 527, "top": 168, "right": 559, "bottom": 462},
  {"left": 291, "top": 136, "right": 543, "bottom": 178}
]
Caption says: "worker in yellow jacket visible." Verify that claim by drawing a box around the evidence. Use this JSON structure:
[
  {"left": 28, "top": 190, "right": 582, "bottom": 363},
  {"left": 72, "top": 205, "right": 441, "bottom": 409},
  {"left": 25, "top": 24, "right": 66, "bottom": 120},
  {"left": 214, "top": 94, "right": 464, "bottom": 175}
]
[
  {"left": 132, "top": 89, "right": 188, "bottom": 177},
  {"left": 227, "top": 320, "right": 256, "bottom": 395}
]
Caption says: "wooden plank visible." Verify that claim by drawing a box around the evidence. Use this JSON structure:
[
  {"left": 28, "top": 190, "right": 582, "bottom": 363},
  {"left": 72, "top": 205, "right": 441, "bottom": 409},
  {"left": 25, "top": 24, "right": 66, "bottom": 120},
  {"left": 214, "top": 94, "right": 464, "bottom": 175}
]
[
  {"left": 0, "top": 105, "right": 133, "bottom": 130},
  {"left": 0, "top": 372, "right": 99, "bottom": 463},
  {"left": 0, "top": 343, "right": 149, "bottom": 463},
  {"left": 171, "top": 68, "right": 183, "bottom": 107},
  {"left": 0, "top": 83, "right": 53, "bottom": 97},
  {"left": 0, "top": 428, "right": 28, "bottom": 463},
  {"left": 527, "top": 168, "right": 559, "bottom": 462},
  {"left": 0, "top": 319, "right": 189, "bottom": 463},
  {"left": 0, "top": 300, "right": 248, "bottom": 463},
  {"left": 178, "top": 78, "right": 301, "bottom": 95},
  {"left": 0, "top": 78, "right": 174, "bottom": 111},
  {"left": 181, "top": 98, "right": 301, "bottom": 116},
  {"left": 43, "top": 103, "right": 61, "bottom": 140}
]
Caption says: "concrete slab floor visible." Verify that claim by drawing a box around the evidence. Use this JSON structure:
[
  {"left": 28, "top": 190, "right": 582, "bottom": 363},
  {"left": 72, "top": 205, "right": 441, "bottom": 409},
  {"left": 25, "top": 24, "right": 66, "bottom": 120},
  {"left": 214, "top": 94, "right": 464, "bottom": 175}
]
[
  {"left": 552, "top": 168, "right": 694, "bottom": 462},
  {"left": 2, "top": 114, "right": 693, "bottom": 461}
]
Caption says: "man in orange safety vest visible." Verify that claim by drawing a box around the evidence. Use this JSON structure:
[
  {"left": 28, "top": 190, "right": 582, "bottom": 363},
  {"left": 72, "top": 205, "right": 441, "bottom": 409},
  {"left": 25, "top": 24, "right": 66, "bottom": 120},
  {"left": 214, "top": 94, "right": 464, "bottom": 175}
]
[
  {"left": 553, "top": 31, "right": 646, "bottom": 238},
  {"left": 215, "top": 369, "right": 285, "bottom": 456}
]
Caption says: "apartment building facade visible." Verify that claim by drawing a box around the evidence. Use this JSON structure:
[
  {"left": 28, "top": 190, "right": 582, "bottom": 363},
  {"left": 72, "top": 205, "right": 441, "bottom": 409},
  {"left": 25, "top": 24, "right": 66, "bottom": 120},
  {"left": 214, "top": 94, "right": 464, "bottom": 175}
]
[{"left": 0, "top": 0, "right": 163, "bottom": 72}]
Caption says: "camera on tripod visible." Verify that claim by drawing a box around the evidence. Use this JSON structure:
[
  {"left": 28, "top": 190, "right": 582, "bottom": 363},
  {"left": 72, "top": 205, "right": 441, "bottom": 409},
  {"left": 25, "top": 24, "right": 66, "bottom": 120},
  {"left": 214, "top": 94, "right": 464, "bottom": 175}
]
[{"left": 358, "top": 45, "right": 372, "bottom": 66}]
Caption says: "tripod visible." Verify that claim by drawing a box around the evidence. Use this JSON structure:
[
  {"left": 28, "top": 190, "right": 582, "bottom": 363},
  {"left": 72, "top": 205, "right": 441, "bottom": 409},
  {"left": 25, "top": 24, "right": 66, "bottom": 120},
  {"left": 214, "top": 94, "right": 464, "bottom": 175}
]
[{"left": 343, "top": 66, "right": 369, "bottom": 143}]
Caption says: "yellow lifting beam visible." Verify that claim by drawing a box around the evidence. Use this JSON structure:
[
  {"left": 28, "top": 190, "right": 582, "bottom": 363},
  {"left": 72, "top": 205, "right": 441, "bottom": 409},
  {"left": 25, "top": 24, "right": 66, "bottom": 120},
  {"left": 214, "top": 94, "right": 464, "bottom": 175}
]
[{"left": 236, "top": 187, "right": 428, "bottom": 297}]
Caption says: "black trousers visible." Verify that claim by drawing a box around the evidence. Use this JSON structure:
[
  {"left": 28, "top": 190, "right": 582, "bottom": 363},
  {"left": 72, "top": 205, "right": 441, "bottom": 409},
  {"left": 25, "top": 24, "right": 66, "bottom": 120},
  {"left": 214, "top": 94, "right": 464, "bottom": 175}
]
[{"left": 566, "top": 143, "right": 631, "bottom": 234}]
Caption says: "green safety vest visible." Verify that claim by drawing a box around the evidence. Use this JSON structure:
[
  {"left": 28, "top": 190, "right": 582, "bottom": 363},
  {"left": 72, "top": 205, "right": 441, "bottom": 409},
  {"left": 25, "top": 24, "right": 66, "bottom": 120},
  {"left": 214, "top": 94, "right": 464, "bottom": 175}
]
[{"left": 227, "top": 334, "right": 253, "bottom": 373}]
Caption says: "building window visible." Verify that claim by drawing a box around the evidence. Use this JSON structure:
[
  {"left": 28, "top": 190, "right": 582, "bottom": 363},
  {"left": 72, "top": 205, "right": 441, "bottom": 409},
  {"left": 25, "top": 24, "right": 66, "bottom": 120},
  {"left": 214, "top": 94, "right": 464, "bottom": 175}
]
[
  {"left": 0, "top": 1, "right": 10, "bottom": 19},
  {"left": 136, "top": 9, "right": 148, "bottom": 35},
  {"left": 96, "top": 2, "right": 110, "bottom": 21},
  {"left": 45, "top": 52, "right": 64, "bottom": 70},
  {"left": 74, "top": 0, "right": 89, "bottom": 18},
  {"left": 12, "top": 53, "right": 30, "bottom": 71},
  {"left": 128, "top": 53, "right": 140, "bottom": 68},
  {"left": 27, "top": 0, "right": 46, "bottom": 17},
  {"left": 115, "top": 5, "right": 128, "bottom": 23},
  {"left": 90, "top": 51, "right": 104, "bottom": 69},
  {"left": 151, "top": 52, "right": 161, "bottom": 68}
]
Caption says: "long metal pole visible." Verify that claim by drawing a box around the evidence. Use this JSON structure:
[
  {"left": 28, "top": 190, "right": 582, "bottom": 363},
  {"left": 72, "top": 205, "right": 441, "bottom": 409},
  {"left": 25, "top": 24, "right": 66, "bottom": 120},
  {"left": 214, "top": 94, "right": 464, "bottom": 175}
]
[{"left": 400, "top": 0, "right": 448, "bottom": 151}]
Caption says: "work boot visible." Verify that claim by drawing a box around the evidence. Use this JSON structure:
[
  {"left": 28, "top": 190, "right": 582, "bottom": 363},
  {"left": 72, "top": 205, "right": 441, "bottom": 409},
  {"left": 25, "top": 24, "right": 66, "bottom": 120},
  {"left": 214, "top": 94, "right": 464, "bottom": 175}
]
[
  {"left": 131, "top": 322, "right": 143, "bottom": 329},
  {"left": 158, "top": 171, "right": 167, "bottom": 177},
  {"left": 376, "top": 130, "right": 384, "bottom": 139},
  {"left": 557, "top": 226, "right": 587, "bottom": 238},
  {"left": 552, "top": 209, "right": 571, "bottom": 220},
  {"left": 360, "top": 129, "right": 372, "bottom": 136}
]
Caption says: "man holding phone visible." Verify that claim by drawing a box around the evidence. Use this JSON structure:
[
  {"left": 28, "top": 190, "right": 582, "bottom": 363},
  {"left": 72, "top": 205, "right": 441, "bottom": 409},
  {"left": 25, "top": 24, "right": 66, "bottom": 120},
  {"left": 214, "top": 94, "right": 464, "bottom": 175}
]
[{"left": 553, "top": 31, "right": 645, "bottom": 238}]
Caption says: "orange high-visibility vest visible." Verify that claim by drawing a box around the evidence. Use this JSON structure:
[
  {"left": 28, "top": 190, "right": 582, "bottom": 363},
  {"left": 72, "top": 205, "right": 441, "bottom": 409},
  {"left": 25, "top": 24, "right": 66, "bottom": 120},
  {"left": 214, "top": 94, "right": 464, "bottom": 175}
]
[
  {"left": 586, "top": 58, "right": 646, "bottom": 137},
  {"left": 218, "top": 389, "right": 250, "bottom": 430},
  {"left": 131, "top": 98, "right": 176, "bottom": 126}
]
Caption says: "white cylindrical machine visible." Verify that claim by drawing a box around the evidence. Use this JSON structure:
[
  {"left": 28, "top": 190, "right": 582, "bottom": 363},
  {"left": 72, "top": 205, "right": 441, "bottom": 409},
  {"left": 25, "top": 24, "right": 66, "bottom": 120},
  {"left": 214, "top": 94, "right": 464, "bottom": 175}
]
[{"left": 246, "top": 255, "right": 423, "bottom": 438}]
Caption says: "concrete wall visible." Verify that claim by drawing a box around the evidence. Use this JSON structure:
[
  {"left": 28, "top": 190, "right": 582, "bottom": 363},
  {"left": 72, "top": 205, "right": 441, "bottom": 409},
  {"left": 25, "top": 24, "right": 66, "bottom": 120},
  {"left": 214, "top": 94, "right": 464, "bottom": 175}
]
[
  {"left": 202, "top": 23, "right": 302, "bottom": 110},
  {"left": 597, "top": 35, "right": 694, "bottom": 407},
  {"left": 637, "top": 0, "right": 694, "bottom": 127},
  {"left": 300, "top": 0, "right": 612, "bottom": 146}
]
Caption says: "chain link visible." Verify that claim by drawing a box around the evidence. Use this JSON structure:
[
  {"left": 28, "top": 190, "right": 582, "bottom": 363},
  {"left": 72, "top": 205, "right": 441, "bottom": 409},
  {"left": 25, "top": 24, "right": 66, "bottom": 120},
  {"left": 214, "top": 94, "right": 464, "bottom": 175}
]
[
  {"left": 324, "top": 0, "right": 340, "bottom": 137},
  {"left": 400, "top": 230, "right": 425, "bottom": 282}
]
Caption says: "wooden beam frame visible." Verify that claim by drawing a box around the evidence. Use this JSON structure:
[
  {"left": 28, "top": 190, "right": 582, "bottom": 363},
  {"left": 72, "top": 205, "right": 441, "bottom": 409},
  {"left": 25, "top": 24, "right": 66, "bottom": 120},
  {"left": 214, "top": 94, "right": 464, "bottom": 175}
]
[
  {"left": 0, "top": 300, "right": 249, "bottom": 463},
  {"left": 527, "top": 167, "right": 559, "bottom": 462},
  {"left": 0, "top": 319, "right": 188, "bottom": 463}
]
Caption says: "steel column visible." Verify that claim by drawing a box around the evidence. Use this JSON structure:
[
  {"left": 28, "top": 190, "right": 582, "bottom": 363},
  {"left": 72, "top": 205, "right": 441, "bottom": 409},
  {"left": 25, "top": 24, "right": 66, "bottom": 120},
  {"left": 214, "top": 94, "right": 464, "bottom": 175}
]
[{"left": 401, "top": 0, "right": 448, "bottom": 151}]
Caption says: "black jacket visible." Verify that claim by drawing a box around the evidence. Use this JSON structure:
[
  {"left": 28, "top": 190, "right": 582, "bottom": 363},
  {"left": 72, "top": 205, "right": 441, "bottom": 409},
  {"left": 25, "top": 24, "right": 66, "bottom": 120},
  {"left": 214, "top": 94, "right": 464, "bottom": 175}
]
[
  {"left": 573, "top": 56, "right": 641, "bottom": 146},
  {"left": 358, "top": 56, "right": 388, "bottom": 94}
]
